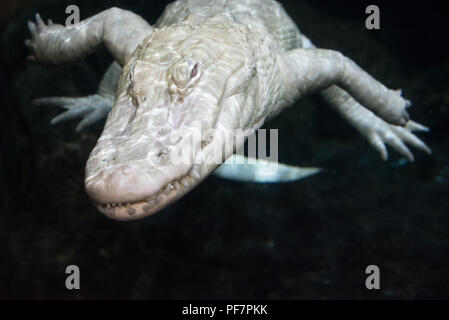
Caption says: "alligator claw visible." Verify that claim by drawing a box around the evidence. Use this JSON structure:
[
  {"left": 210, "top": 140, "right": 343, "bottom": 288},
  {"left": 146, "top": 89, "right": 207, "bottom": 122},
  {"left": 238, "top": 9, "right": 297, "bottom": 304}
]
[
  {"left": 33, "top": 94, "right": 114, "bottom": 132},
  {"left": 25, "top": 13, "right": 64, "bottom": 63},
  {"left": 367, "top": 118, "right": 431, "bottom": 162}
]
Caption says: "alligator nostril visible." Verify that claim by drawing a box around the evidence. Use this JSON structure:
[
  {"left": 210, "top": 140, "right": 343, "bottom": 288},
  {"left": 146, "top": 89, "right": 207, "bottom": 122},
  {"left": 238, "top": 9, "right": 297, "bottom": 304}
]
[
  {"left": 201, "top": 139, "right": 211, "bottom": 149},
  {"left": 157, "top": 148, "right": 169, "bottom": 158}
]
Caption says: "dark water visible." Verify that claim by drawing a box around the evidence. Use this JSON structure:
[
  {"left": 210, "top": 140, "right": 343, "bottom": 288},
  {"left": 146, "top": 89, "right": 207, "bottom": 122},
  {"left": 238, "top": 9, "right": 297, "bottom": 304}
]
[{"left": 0, "top": 0, "right": 448, "bottom": 299}]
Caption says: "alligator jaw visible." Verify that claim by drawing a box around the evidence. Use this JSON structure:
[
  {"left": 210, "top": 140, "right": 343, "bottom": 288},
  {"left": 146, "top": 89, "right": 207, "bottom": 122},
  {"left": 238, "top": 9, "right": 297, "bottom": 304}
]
[{"left": 93, "top": 165, "right": 203, "bottom": 220}]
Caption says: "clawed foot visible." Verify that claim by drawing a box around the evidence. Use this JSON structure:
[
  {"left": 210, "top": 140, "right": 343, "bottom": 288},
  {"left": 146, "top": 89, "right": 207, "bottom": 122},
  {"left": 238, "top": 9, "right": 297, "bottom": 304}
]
[
  {"left": 366, "top": 119, "right": 431, "bottom": 162},
  {"left": 380, "top": 89, "right": 411, "bottom": 127},
  {"left": 25, "top": 13, "right": 63, "bottom": 63},
  {"left": 33, "top": 95, "right": 113, "bottom": 131}
]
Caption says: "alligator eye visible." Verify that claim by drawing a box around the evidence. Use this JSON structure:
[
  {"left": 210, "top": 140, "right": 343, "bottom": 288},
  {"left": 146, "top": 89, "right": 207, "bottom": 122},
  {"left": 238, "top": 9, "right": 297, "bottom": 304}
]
[
  {"left": 169, "top": 59, "right": 201, "bottom": 95},
  {"left": 190, "top": 62, "right": 198, "bottom": 78}
]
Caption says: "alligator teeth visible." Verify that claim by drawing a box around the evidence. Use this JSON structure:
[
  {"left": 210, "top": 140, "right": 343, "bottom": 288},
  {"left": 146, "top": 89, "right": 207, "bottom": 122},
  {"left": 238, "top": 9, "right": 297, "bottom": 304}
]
[
  {"left": 102, "top": 202, "right": 132, "bottom": 208},
  {"left": 190, "top": 168, "right": 200, "bottom": 179},
  {"left": 181, "top": 177, "right": 190, "bottom": 187},
  {"left": 99, "top": 166, "right": 203, "bottom": 212},
  {"left": 164, "top": 184, "right": 172, "bottom": 195}
]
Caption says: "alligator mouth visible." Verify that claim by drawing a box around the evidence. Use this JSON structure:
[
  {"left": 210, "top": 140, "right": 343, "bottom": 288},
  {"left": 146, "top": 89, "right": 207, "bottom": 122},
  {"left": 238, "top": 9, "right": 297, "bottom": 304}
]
[{"left": 94, "top": 165, "right": 202, "bottom": 220}]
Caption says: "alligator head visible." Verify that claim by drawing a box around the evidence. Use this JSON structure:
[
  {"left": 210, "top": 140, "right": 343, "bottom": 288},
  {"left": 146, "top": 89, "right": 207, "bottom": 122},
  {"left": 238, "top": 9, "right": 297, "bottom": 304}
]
[{"left": 84, "top": 18, "right": 276, "bottom": 220}]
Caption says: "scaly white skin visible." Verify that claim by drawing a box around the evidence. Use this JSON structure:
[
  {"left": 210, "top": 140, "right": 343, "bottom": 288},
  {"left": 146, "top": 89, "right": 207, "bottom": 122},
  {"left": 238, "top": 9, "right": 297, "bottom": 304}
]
[
  {"left": 83, "top": 16, "right": 273, "bottom": 219},
  {"left": 26, "top": 0, "right": 430, "bottom": 220}
]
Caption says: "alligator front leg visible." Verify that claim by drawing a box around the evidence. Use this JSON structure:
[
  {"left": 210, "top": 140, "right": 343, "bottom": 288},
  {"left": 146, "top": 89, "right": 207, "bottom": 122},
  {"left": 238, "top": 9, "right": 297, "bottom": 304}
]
[
  {"left": 280, "top": 48, "right": 411, "bottom": 126},
  {"left": 25, "top": 7, "right": 152, "bottom": 66},
  {"left": 34, "top": 62, "right": 121, "bottom": 131}
]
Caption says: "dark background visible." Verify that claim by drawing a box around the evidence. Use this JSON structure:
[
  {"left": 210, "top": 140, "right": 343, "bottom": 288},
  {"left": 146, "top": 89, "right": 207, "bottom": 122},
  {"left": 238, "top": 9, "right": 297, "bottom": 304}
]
[{"left": 0, "top": 0, "right": 448, "bottom": 299}]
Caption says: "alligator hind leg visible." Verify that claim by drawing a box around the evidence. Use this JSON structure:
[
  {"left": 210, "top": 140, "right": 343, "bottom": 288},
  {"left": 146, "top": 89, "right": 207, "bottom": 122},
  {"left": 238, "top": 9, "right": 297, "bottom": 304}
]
[
  {"left": 279, "top": 35, "right": 430, "bottom": 160},
  {"left": 280, "top": 48, "right": 411, "bottom": 126},
  {"left": 321, "top": 86, "right": 430, "bottom": 161},
  {"left": 34, "top": 62, "right": 121, "bottom": 131}
]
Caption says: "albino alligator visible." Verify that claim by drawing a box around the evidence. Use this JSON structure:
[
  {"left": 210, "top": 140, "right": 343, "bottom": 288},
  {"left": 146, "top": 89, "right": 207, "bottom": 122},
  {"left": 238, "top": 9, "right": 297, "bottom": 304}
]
[{"left": 26, "top": 0, "right": 430, "bottom": 220}]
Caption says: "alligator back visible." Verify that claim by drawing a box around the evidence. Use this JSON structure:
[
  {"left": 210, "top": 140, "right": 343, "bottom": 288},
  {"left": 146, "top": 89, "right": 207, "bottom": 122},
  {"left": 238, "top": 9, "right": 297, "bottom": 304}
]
[{"left": 155, "top": 0, "right": 303, "bottom": 51}]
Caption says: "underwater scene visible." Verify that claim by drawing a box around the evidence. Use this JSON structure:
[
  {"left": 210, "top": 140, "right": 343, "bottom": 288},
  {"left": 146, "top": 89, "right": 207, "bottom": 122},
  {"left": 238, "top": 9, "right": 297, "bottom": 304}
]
[{"left": 0, "top": 0, "right": 448, "bottom": 299}]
